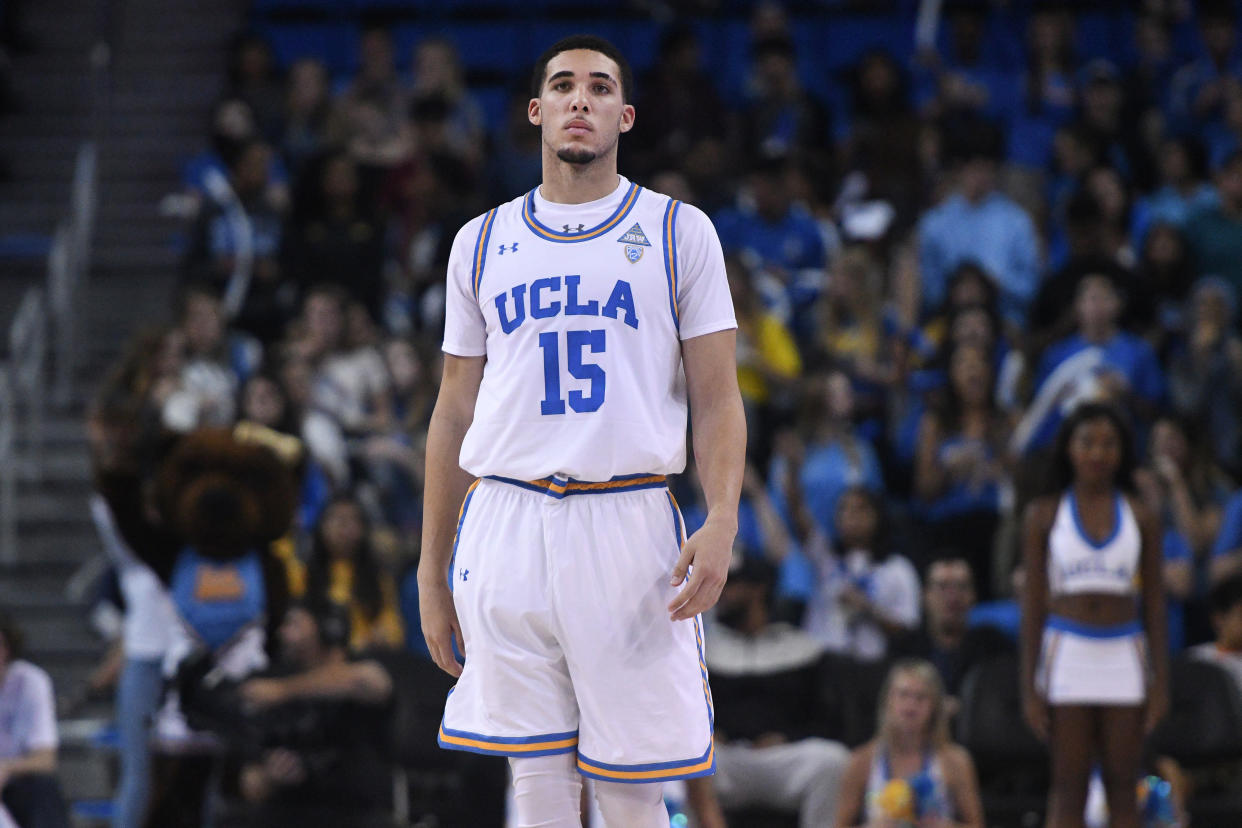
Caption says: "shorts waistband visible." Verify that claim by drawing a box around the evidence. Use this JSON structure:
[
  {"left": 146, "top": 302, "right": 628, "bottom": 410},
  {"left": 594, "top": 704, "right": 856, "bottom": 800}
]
[
  {"left": 1045, "top": 614, "right": 1142, "bottom": 639},
  {"left": 485, "top": 473, "right": 668, "bottom": 499}
]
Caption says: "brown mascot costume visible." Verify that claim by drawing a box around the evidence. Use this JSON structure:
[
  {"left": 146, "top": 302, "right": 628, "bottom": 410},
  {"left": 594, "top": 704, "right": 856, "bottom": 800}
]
[{"left": 138, "top": 427, "right": 296, "bottom": 828}]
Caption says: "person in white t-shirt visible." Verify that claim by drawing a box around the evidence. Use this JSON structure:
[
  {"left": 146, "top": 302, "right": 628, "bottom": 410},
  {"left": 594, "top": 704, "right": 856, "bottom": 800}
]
[
  {"left": 418, "top": 34, "right": 745, "bottom": 828},
  {"left": 0, "top": 613, "right": 70, "bottom": 828},
  {"left": 1190, "top": 572, "right": 1242, "bottom": 692}
]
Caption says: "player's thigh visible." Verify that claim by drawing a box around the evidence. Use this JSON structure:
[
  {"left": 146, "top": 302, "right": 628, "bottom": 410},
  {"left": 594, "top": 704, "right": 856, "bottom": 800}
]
[
  {"left": 441, "top": 481, "right": 578, "bottom": 747},
  {"left": 552, "top": 489, "right": 713, "bottom": 773},
  {"left": 450, "top": 480, "right": 556, "bottom": 654}
]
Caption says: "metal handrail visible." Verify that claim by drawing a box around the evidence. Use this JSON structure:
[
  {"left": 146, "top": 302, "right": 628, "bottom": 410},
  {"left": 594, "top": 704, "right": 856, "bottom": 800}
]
[
  {"left": 51, "top": 141, "right": 97, "bottom": 408},
  {"left": 9, "top": 287, "right": 47, "bottom": 482},
  {"left": 0, "top": 369, "right": 14, "bottom": 567}
]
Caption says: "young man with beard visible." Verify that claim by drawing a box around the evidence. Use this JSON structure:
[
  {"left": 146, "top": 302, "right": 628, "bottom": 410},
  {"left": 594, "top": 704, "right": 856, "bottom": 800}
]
[{"left": 418, "top": 34, "right": 745, "bottom": 827}]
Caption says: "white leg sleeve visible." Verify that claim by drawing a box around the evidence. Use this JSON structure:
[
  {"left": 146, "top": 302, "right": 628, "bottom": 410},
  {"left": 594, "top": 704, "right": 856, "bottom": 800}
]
[
  {"left": 509, "top": 754, "right": 583, "bottom": 828},
  {"left": 593, "top": 779, "right": 667, "bottom": 828}
]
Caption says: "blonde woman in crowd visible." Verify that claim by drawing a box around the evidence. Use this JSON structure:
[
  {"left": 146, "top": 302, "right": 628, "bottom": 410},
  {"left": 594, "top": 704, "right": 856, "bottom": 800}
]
[{"left": 833, "top": 659, "right": 984, "bottom": 828}]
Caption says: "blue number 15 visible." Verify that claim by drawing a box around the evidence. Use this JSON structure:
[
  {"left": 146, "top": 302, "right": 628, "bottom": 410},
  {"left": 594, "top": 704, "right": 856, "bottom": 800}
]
[{"left": 538, "top": 329, "right": 606, "bottom": 415}]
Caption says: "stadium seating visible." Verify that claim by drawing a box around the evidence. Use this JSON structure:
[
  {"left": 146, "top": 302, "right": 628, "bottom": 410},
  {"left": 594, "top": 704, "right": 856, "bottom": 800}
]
[{"left": 956, "top": 654, "right": 1048, "bottom": 826}]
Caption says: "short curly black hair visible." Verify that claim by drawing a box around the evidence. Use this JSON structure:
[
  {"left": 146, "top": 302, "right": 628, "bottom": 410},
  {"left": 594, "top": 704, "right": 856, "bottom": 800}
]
[{"left": 530, "top": 34, "right": 634, "bottom": 104}]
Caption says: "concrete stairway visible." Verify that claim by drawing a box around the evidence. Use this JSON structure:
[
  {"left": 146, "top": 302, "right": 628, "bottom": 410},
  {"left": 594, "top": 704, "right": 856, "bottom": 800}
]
[{"left": 3, "top": 0, "right": 246, "bottom": 820}]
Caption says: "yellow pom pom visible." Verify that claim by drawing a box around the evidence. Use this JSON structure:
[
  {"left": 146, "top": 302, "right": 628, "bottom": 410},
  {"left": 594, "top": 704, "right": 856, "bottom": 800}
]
[{"left": 878, "top": 778, "right": 915, "bottom": 820}]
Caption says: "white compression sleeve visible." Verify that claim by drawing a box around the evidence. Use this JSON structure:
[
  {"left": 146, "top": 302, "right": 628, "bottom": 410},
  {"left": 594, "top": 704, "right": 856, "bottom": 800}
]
[
  {"left": 593, "top": 779, "right": 667, "bottom": 828},
  {"left": 509, "top": 753, "right": 583, "bottom": 828}
]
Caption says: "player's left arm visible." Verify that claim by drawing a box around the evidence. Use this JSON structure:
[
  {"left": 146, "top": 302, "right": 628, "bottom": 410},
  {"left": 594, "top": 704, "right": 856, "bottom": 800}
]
[
  {"left": 666, "top": 202, "right": 745, "bottom": 621},
  {"left": 668, "top": 328, "right": 746, "bottom": 621}
]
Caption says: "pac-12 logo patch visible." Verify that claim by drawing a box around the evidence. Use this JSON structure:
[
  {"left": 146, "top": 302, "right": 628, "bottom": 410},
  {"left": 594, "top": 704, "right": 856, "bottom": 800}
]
[{"left": 616, "top": 222, "right": 651, "bottom": 264}]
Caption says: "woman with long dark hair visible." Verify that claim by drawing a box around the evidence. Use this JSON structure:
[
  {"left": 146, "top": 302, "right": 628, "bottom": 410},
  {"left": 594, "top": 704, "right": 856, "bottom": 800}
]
[
  {"left": 914, "top": 341, "right": 1009, "bottom": 597},
  {"left": 1021, "top": 402, "right": 1168, "bottom": 828},
  {"left": 305, "top": 493, "right": 404, "bottom": 650}
]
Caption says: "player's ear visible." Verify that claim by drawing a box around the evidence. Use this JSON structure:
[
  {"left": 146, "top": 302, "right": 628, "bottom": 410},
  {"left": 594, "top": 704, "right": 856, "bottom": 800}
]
[
  {"left": 619, "top": 103, "right": 635, "bottom": 134},
  {"left": 528, "top": 98, "right": 542, "bottom": 127}
]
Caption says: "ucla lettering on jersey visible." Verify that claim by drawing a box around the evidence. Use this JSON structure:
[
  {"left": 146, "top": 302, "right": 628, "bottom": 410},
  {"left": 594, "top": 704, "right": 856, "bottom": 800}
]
[
  {"left": 441, "top": 177, "right": 736, "bottom": 483},
  {"left": 1047, "top": 490, "right": 1141, "bottom": 596},
  {"left": 494, "top": 276, "right": 639, "bottom": 335}
]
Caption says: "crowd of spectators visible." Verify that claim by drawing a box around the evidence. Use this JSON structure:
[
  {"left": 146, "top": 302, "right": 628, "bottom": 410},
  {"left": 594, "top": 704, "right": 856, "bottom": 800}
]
[{"left": 64, "top": 0, "right": 1242, "bottom": 825}]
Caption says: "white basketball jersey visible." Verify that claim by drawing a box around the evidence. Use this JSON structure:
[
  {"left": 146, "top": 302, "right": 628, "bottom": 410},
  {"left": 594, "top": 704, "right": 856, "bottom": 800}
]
[
  {"left": 1047, "top": 490, "right": 1141, "bottom": 595},
  {"left": 442, "top": 176, "right": 736, "bottom": 481}
]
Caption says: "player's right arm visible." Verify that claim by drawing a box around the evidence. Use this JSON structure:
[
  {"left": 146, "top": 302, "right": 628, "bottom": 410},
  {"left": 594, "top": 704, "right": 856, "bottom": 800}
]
[
  {"left": 419, "top": 354, "right": 484, "bottom": 677},
  {"left": 419, "top": 214, "right": 490, "bottom": 677}
]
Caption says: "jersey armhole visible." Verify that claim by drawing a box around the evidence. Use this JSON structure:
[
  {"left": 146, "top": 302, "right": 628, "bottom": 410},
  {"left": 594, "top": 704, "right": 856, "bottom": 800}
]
[
  {"left": 662, "top": 197, "right": 681, "bottom": 332},
  {"left": 470, "top": 208, "right": 500, "bottom": 303}
]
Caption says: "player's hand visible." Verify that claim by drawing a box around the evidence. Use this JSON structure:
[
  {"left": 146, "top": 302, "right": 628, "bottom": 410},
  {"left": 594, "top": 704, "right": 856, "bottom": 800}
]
[
  {"left": 419, "top": 577, "right": 465, "bottom": 677},
  {"left": 668, "top": 517, "right": 735, "bottom": 622}
]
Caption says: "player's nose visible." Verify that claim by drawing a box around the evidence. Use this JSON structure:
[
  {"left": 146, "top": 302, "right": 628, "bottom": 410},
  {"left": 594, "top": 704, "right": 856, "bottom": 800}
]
[{"left": 570, "top": 84, "right": 590, "bottom": 111}]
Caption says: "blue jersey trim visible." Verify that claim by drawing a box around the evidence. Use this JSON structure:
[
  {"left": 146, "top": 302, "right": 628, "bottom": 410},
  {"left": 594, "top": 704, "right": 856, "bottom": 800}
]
[
  {"left": 1069, "top": 490, "right": 1123, "bottom": 550},
  {"left": 577, "top": 735, "right": 716, "bottom": 781},
  {"left": 438, "top": 724, "right": 579, "bottom": 757},
  {"left": 485, "top": 473, "right": 668, "bottom": 499},
  {"left": 448, "top": 480, "right": 481, "bottom": 592},
  {"left": 471, "top": 209, "right": 498, "bottom": 301},
  {"left": 1045, "top": 614, "right": 1142, "bottom": 639},
  {"left": 521, "top": 182, "right": 642, "bottom": 243},
  {"left": 662, "top": 198, "right": 681, "bottom": 331}
]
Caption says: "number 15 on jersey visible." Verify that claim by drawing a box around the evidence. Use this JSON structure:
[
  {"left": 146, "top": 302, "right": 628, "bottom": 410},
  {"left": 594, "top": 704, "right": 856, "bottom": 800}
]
[{"left": 539, "top": 330, "right": 606, "bottom": 415}]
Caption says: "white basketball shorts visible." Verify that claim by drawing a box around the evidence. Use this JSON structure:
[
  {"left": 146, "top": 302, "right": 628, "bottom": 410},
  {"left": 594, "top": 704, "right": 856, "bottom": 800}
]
[
  {"left": 1038, "top": 615, "right": 1147, "bottom": 706},
  {"left": 437, "top": 473, "right": 716, "bottom": 783}
]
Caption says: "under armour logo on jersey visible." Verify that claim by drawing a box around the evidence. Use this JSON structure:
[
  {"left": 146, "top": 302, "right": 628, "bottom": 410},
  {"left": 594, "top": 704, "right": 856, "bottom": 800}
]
[
  {"left": 498, "top": 242, "right": 519, "bottom": 255},
  {"left": 562, "top": 224, "right": 585, "bottom": 234},
  {"left": 459, "top": 568, "right": 469, "bottom": 582}
]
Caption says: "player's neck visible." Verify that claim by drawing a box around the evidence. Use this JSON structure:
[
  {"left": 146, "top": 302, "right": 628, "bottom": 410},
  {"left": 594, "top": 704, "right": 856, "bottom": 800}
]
[{"left": 539, "top": 155, "right": 620, "bottom": 205}]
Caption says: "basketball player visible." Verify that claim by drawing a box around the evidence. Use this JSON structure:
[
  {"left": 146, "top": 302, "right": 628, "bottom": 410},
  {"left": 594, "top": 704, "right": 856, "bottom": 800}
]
[
  {"left": 418, "top": 35, "right": 745, "bottom": 827},
  {"left": 1021, "top": 403, "right": 1168, "bottom": 828}
]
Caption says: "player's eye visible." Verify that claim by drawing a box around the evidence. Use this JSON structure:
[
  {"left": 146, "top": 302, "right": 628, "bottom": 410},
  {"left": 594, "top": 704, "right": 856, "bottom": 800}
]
[
  {"left": 593, "top": 84, "right": 610, "bottom": 94},
  {"left": 554, "top": 81, "right": 571, "bottom": 91}
]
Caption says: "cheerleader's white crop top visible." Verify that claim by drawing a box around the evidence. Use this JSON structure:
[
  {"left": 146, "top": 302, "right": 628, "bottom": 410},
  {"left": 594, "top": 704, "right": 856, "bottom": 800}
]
[{"left": 1047, "top": 490, "right": 1140, "bottom": 596}]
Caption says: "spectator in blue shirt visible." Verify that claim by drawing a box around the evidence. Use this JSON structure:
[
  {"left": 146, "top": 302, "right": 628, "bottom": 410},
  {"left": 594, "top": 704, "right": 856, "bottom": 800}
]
[
  {"left": 1131, "top": 137, "right": 1218, "bottom": 250},
  {"left": 1018, "top": 271, "right": 1165, "bottom": 454},
  {"left": 1185, "top": 150, "right": 1242, "bottom": 300},
  {"left": 1167, "top": 2, "right": 1242, "bottom": 133},
  {"left": 715, "top": 154, "right": 827, "bottom": 337},
  {"left": 768, "top": 367, "right": 883, "bottom": 542},
  {"left": 914, "top": 4, "right": 1018, "bottom": 122},
  {"left": 1211, "top": 489, "right": 1242, "bottom": 584},
  {"left": 918, "top": 122, "right": 1041, "bottom": 325}
]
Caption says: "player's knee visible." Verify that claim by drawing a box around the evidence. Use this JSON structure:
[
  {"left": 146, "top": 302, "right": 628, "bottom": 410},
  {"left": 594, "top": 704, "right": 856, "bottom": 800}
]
[{"left": 593, "top": 779, "right": 666, "bottom": 828}]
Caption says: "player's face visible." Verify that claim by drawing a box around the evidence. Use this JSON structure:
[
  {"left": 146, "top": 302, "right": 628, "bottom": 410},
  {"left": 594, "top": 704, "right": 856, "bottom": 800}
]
[
  {"left": 1068, "top": 416, "right": 1123, "bottom": 487},
  {"left": 529, "top": 49, "right": 634, "bottom": 167}
]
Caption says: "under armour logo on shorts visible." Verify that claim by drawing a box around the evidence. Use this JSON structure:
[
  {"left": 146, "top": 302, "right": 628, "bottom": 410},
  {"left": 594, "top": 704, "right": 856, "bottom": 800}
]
[
  {"left": 498, "top": 242, "right": 519, "bottom": 255},
  {"left": 459, "top": 568, "right": 469, "bottom": 582}
]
